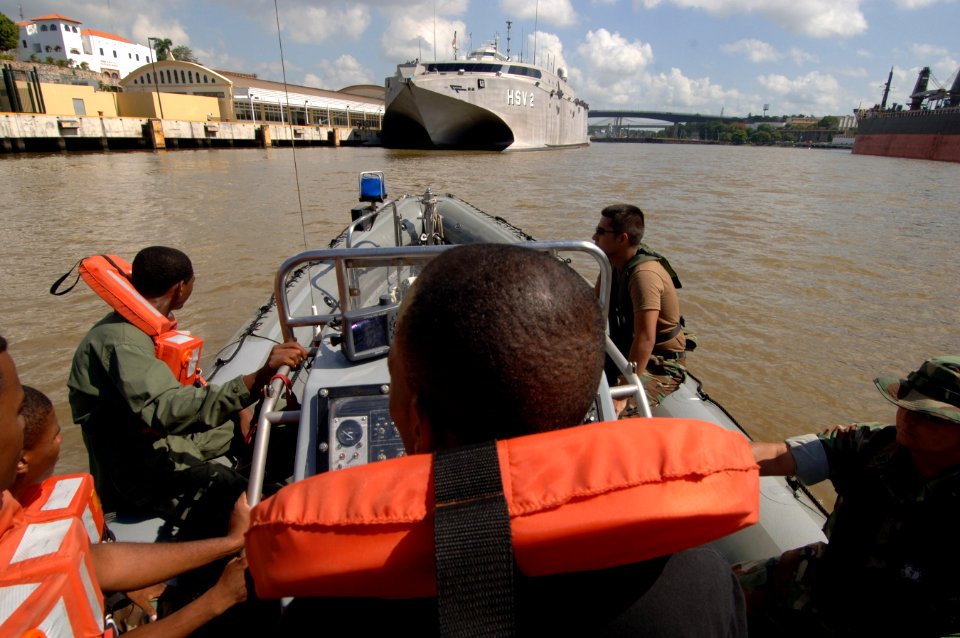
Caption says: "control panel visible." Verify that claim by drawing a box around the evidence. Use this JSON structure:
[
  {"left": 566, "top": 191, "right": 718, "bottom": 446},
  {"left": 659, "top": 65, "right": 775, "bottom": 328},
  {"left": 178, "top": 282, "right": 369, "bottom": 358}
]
[{"left": 316, "top": 386, "right": 406, "bottom": 473}]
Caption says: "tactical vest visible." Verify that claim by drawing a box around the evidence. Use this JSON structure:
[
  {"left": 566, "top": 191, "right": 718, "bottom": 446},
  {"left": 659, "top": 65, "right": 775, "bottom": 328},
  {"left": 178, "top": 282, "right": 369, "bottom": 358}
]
[{"left": 608, "top": 245, "right": 683, "bottom": 358}]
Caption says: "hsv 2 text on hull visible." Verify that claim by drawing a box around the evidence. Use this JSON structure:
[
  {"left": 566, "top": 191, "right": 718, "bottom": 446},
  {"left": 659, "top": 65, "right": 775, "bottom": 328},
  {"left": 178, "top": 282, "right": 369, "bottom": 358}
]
[
  {"left": 853, "top": 66, "right": 960, "bottom": 163},
  {"left": 383, "top": 44, "right": 589, "bottom": 151}
]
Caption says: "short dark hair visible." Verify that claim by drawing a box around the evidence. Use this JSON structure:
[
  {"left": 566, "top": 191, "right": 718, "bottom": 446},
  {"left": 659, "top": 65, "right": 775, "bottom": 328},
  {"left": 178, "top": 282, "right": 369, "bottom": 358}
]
[
  {"left": 601, "top": 204, "right": 645, "bottom": 246},
  {"left": 21, "top": 386, "right": 53, "bottom": 450},
  {"left": 396, "top": 244, "right": 606, "bottom": 445},
  {"left": 132, "top": 246, "right": 193, "bottom": 297}
]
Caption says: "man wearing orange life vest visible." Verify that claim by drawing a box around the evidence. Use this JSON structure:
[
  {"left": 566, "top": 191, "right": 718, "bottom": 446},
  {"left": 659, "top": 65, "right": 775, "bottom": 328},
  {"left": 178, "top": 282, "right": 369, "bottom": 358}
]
[
  {"left": 0, "top": 335, "right": 253, "bottom": 636},
  {"left": 278, "top": 244, "right": 746, "bottom": 636},
  {"left": 67, "top": 246, "right": 307, "bottom": 541}
]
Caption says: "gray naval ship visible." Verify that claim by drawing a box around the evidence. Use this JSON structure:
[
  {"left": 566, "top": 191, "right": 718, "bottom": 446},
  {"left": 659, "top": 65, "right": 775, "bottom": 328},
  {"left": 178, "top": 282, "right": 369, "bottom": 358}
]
[{"left": 383, "top": 41, "right": 590, "bottom": 151}]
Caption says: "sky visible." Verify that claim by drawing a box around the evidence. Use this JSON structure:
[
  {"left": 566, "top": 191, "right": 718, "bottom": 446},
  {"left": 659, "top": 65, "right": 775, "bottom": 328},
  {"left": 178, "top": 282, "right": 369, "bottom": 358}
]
[{"left": 3, "top": 0, "right": 958, "bottom": 117}]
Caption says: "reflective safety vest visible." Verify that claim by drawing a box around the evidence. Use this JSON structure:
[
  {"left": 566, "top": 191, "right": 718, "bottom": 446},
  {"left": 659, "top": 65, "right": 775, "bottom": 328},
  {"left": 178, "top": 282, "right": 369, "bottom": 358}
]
[
  {"left": 19, "top": 474, "right": 105, "bottom": 544},
  {"left": 0, "top": 499, "right": 104, "bottom": 637},
  {"left": 247, "top": 417, "right": 760, "bottom": 599},
  {"left": 79, "top": 255, "right": 204, "bottom": 386}
]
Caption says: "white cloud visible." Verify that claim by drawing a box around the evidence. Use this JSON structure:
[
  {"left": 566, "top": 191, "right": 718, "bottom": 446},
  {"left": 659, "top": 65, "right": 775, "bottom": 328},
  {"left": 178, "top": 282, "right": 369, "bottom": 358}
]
[
  {"left": 500, "top": 0, "right": 578, "bottom": 27},
  {"left": 721, "top": 39, "right": 781, "bottom": 63},
  {"left": 631, "top": 0, "right": 868, "bottom": 37},
  {"left": 379, "top": 15, "right": 467, "bottom": 62},
  {"left": 893, "top": 0, "right": 942, "bottom": 7},
  {"left": 837, "top": 66, "right": 869, "bottom": 78},
  {"left": 526, "top": 31, "right": 571, "bottom": 72},
  {"left": 192, "top": 47, "right": 246, "bottom": 71},
  {"left": 577, "top": 28, "right": 653, "bottom": 78},
  {"left": 303, "top": 54, "right": 375, "bottom": 89},
  {"left": 757, "top": 70, "right": 843, "bottom": 114},
  {"left": 572, "top": 28, "right": 743, "bottom": 111},
  {"left": 855, "top": 49, "right": 873, "bottom": 59},
  {"left": 280, "top": 5, "right": 370, "bottom": 44},
  {"left": 131, "top": 15, "right": 190, "bottom": 47},
  {"left": 789, "top": 47, "right": 818, "bottom": 66},
  {"left": 909, "top": 43, "right": 950, "bottom": 59},
  {"left": 646, "top": 68, "right": 741, "bottom": 109},
  {"left": 252, "top": 59, "right": 303, "bottom": 81}
]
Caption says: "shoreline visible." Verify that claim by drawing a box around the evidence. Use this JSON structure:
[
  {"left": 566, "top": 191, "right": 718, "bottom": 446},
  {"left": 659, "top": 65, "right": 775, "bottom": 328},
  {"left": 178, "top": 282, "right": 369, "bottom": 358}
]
[{"left": 0, "top": 112, "right": 380, "bottom": 154}]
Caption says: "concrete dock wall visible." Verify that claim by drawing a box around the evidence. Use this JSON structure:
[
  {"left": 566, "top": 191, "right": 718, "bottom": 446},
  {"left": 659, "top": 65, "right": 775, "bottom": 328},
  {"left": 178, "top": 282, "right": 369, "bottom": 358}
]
[{"left": 0, "top": 112, "right": 380, "bottom": 152}]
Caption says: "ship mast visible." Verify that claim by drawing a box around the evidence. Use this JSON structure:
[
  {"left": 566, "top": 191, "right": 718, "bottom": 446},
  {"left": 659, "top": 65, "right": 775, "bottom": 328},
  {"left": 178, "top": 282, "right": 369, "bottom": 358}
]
[
  {"left": 909, "top": 67, "right": 931, "bottom": 110},
  {"left": 880, "top": 67, "right": 893, "bottom": 109},
  {"left": 949, "top": 68, "right": 960, "bottom": 108}
]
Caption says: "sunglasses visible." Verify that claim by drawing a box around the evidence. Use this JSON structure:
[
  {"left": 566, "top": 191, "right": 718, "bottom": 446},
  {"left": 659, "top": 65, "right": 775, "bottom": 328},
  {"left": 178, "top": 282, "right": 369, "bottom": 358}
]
[{"left": 594, "top": 226, "right": 617, "bottom": 236}]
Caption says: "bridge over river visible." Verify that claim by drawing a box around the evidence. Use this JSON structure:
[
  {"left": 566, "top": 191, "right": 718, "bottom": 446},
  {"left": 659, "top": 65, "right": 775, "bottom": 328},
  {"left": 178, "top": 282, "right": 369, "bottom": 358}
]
[{"left": 587, "top": 110, "right": 743, "bottom": 125}]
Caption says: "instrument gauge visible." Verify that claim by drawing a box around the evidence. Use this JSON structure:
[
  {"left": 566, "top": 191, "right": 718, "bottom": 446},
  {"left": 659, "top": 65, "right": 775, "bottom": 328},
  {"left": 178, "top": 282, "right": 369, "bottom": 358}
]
[{"left": 336, "top": 419, "right": 364, "bottom": 447}]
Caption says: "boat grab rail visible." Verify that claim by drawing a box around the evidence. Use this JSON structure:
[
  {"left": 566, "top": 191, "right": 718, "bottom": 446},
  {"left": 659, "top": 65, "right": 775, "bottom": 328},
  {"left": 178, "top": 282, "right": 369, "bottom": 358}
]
[
  {"left": 272, "top": 240, "right": 611, "bottom": 343},
  {"left": 345, "top": 199, "right": 404, "bottom": 249},
  {"left": 247, "top": 240, "right": 647, "bottom": 504}
]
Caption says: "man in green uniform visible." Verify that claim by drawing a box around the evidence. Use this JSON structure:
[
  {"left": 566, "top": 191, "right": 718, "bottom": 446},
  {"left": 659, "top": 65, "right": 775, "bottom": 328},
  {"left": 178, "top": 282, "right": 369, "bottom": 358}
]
[
  {"left": 68, "top": 246, "right": 306, "bottom": 539},
  {"left": 742, "top": 356, "right": 960, "bottom": 636},
  {"left": 592, "top": 204, "right": 687, "bottom": 408}
]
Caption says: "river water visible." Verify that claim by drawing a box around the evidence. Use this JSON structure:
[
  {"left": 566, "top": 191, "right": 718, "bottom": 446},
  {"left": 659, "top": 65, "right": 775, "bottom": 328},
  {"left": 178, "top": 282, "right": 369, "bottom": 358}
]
[{"left": 2, "top": 143, "right": 958, "bottom": 484}]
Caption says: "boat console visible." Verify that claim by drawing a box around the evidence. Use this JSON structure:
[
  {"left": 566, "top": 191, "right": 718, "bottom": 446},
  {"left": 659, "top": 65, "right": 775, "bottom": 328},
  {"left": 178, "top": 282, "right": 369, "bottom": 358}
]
[{"left": 245, "top": 238, "right": 617, "bottom": 502}]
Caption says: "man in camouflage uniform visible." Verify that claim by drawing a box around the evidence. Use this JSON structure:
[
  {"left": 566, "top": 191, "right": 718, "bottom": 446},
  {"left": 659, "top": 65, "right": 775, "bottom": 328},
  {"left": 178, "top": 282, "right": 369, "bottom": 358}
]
[{"left": 741, "top": 356, "right": 960, "bottom": 636}]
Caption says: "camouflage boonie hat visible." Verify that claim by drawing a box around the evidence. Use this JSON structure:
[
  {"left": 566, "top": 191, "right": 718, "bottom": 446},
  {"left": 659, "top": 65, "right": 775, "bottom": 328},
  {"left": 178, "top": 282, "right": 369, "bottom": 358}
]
[{"left": 874, "top": 356, "right": 960, "bottom": 425}]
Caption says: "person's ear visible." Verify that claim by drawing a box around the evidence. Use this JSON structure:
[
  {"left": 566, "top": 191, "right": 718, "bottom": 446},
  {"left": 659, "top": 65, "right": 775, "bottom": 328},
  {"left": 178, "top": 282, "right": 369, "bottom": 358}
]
[
  {"left": 410, "top": 397, "right": 433, "bottom": 454},
  {"left": 15, "top": 454, "right": 28, "bottom": 477},
  {"left": 161, "top": 281, "right": 180, "bottom": 301}
]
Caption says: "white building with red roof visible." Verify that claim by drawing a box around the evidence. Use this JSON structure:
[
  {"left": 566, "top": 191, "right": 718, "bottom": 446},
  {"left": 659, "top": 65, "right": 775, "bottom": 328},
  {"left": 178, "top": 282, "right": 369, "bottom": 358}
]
[{"left": 17, "top": 13, "right": 154, "bottom": 79}]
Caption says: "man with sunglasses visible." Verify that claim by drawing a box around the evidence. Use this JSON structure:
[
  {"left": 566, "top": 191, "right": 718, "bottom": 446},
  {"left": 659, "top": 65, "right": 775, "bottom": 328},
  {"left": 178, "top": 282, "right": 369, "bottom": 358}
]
[{"left": 592, "top": 204, "right": 687, "bottom": 409}]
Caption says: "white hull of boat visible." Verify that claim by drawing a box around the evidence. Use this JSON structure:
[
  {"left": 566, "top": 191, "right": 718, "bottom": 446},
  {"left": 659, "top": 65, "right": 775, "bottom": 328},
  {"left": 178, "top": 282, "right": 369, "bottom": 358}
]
[{"left": 384, "top": 62, "right": 589, "bottom": 151}]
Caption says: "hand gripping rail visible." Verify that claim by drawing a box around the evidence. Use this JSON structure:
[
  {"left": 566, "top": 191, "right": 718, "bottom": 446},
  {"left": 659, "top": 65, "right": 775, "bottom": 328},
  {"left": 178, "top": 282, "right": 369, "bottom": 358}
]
[{"left": 246, "top": 240, "right": 650, "bottom": 505}]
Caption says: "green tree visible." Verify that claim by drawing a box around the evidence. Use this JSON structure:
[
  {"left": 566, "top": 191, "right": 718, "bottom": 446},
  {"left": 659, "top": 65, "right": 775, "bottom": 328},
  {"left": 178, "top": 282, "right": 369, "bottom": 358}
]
[
  {"left": 170, "top": 45, "right": 199, "bottom": 63},
  {"left": 0, "top": 11, "right": 18, "bottom": 51},
  {"left": 152, "top": 37, "right": 173, "bottom": 61},
  {"left": 751, "top": 130, "right": 773, "bottom": 145},
  {"left": 818, "top": 115, "right": 839, "bottom": 129}
]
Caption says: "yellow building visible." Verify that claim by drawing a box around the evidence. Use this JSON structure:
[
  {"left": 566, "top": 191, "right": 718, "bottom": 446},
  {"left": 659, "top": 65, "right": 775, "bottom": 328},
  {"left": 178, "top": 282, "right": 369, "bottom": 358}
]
[{"left": 119, "top": 60, "right": 383, "bottom": 127}]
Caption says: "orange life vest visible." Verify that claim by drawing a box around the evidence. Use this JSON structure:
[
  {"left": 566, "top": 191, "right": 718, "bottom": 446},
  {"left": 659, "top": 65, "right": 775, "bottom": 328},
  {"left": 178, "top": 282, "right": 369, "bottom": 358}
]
[
  {"left": 79, "top": 255, "right": 204, "bottom": 385},
  {"left": 246, "top": 417, "right": 759, "bottom": 599},
  {"left": 0, "top": 494, "right": 105, "bottom": 637},
  {"left": 19, "top": 474, "right": 105, "bottom": 544}
]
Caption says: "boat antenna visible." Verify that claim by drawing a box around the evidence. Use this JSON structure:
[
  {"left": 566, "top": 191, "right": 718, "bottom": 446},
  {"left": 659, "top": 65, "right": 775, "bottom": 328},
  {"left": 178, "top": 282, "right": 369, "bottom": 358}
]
[
  {"left": 506, "top": 20, "right": 512, "bottom": 60},
  {"left": 533, "top": 0, "right": 539, "bottom": 66},
  {"left": 271, "top": 0, "right": 308, "bottom": 254},
  {"left": 433, "top": 0, "right": 437, "bottom": 61}
]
